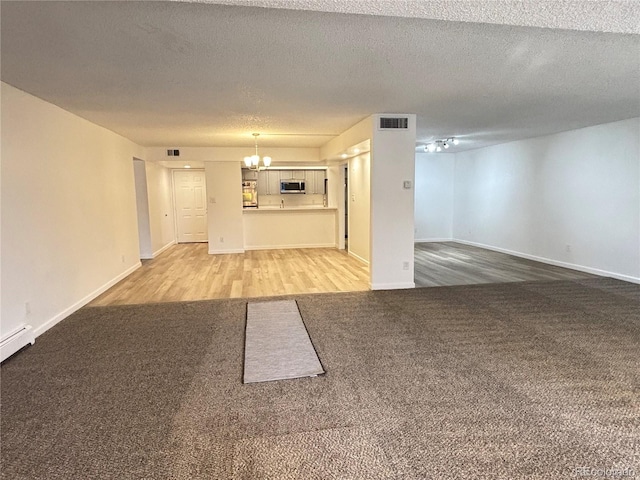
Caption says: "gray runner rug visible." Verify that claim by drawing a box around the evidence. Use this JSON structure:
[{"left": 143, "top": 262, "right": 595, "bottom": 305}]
[{"left": 244, "top": 300, "right": 324, "bottom": 384}]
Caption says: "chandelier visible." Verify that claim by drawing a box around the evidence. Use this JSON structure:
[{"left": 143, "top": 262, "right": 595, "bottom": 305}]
[{"left": 243, "top": 133, "right": 272, "bottom": 171}]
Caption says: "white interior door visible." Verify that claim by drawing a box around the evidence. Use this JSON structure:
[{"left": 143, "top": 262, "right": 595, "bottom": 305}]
[{"left": 173, "top": 169, "right": 208, "bottom": 243}]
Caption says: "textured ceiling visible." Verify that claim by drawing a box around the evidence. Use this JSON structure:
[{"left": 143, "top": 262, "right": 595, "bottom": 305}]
[
  {"left": 1, "top": 1, "right": 639, "bottom": 152},
  {"left": 205, "top": 0, "right": 640, "bottom": 34}
]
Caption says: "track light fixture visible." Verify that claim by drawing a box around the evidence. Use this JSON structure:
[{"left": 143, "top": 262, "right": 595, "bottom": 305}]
[{"left": 424, "top": 137, "right": 460, "bottom": 153}]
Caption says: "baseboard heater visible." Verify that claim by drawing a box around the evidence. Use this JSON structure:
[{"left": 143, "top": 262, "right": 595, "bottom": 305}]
[{"left": 0, "top": 324, "right": 35, "bottom": 363}]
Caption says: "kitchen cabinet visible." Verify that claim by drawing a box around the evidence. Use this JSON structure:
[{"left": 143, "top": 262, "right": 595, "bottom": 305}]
[
  {"left": 304, "top": 170, "right": 316, "bottom": 194},
  {"left": 305, "top": 170, "right": 326, "bottom": 194},
  {"left": 242, "top": 169, "right": 258, "bottom": 180},
  {"left": 268, "top": 170, "right": 281, "bottom": 194},
  {"left": 257, "top": 170, "right": 282, "bottom": 195},
  {"left": 257, "top": 170, "right": 268, "bottom": 195},
  {"left": 280, "top": 170, "right": 305, "bottom": 180}
]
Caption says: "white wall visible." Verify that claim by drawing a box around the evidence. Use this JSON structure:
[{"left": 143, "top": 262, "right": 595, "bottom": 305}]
[
  {"left": 322, "top": 114, "right": 418, "bottom": 289},
  {"left": 370, "top": 114, "right": 417, "bottom": 290},
  {"left": 453, "top": 117, "right": 640, "bottom": 282},
  {"left": 326, "top": 164, "right": 346, "bottom": 249},
  {"left": 414, "top": 153, "right": 454, "bottom": 241},
  {"left": 145, "top": 161, "right": 175, "bottom": 256},
  {"left": 133, "top": 159, "right": 153, "bottom": 258},
  {"left": 1, "top": 82, "right": 145, "bottom": 338},
  {"left": 205, "top": 162, "right": 244, "bottom": 253},
  {"left": 348, "top": 153, "right": 371, "bottom": 265}
]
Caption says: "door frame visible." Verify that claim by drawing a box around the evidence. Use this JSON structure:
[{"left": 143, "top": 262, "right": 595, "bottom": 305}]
[{"left": 171, "top": 168, "right": 208, "bottom": 243}]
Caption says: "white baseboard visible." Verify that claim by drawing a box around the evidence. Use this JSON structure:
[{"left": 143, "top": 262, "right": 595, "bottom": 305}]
[
  {"left": 348, "top": 250, "right": 369, "bottom": 266},
  {"left": 141, "top": 240, "right": 175, "bottom": 260},
  {"left": 452, "top": 239, "right": 640, "bottom": 284},
  {"left": 33, "top": 261, "right": 142, "bottom": 337},
  {"left": 1, "top": 325, "right": 35, "bottom": 362},
  {"left": 414, "top": 238, "right": 454, "bottom": 243},
  {"left": 371, "top": 282, "right": 416, "bottom": 290},
  {"left": 153, "top": 240, "right": 176, "bottom": 258},
  {"left": 209, "top": 248, "right": 246, "bottom": 254},
  {"left": 244, "top": 243, "right": 335, "bottom": 251}
]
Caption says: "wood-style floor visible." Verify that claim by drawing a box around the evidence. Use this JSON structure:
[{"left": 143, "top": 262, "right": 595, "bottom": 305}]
[
  {"left": 414, "top": 242, "right": 595, "bottom": 287},
  {"left": 90, "top": 244, "right": 369, "bottom": 306},
  {"left": 91, "top": 242, "right": 596, "bottom": 306}
]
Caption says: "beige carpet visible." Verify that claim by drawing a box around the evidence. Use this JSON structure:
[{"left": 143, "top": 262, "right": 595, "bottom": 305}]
[{"left": 1, "top": 278, "right": 638, "bottom": 479}]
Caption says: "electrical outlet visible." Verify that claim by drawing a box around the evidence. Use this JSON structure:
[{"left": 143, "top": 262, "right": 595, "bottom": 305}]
[
  {"left": 219, "top": 237, "right": 224, "bottom": 243},
  {"left": 25, "top": 302, "right": 31, "bottom": 315},
  {"left": 565, "top": 244, "right": 571, "bottom": 253},
  {"left": 403, "top": 261, "right": 410, "bottom": 270},
  {"left": 121, "top": 255, "right": 125, "bottom": 263}
]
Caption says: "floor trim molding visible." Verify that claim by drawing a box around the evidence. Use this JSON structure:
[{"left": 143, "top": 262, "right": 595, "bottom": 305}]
[
  {"left": 414, "top": 237, "right": 453, "bottom": 243},
  {"left": 371, "top": 282, "right": 415, "bottom": 290},
  {"left": 452, "top": 239, "right": 639, "bottom": 284},
  {"left": 348, "top": 250, "right": 369, "bottom": 266},
  {"left": 244, "top": 243, "right": 335, "bottom": 251},
  {"left": 33, "top": 262, "right": 142, "bottom": 337}
]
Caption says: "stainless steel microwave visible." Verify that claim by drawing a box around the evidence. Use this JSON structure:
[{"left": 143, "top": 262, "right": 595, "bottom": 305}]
[{"left": 280, "top": 180, "right": 305, "bottom": 194}]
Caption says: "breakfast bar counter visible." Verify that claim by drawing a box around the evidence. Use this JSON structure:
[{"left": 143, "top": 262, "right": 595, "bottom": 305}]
[{"left": 242, "top": 207, "right": 337, "bottom": 250}]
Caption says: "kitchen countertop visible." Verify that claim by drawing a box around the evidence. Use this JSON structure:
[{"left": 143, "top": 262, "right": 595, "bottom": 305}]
[{"left": 243, "top": 206, "right": 337, "bottom": 212}]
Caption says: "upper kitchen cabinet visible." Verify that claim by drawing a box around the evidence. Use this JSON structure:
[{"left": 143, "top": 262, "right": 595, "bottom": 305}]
[
  {"left": 256, "top": 170, "right": 268, "bottom": 195},
  {"left": 305, "top": 170, "right": 327, "bottom": 194},
  {"left": 242, "top": 169, "right": 258, "bottom": 180},
  {"left": 279, "top": 170, "right": 306, "bottom": 181},
  {"left": 268, "top": 171, "right": 281, "bottom": 194},
  {"left": 254, "top": 168, "right": 327, "bottom": 195},
  {"left": 257, "top": 170, "right": 281, "bottom": 195}
]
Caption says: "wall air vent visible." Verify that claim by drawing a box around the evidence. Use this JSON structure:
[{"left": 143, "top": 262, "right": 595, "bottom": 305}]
[
  {"left": 378, "top": 117, "right": 409, "bottom": 130},
  {"left": 167, "top": 149, "right": 180, "bottom": 156}
]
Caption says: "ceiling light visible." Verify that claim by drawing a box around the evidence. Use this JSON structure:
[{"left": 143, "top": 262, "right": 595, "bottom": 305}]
[
  {"left": 184, "top": 164, "right": 191, "bottom": 168},
  {"left": 243, "top": 133, "right": 271, "bottom": 171},
  {"left": 425, "top": 137, "right": 459, "bottom": 153},
  {"left": 353, "top": 148, "right": 360, "bottom": 154},
  {"left": 341, "top": 153, "right": 348, "bottom": 159}
]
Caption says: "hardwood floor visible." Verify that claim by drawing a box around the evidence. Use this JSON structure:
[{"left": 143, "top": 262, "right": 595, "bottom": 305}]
[
  {"left": 91, "top": 242, "right": 597, "bottom": 306},
  {"left": 414, "top": 242, "right": 595, "bottom": 287},
  {"left": 90, "top": 244, "right": 370, "bottom": 306}
]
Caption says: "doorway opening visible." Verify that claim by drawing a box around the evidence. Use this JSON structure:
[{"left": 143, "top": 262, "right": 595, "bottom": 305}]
[{"left": 344, "top": 164, "right": 348, "bottom": 251}]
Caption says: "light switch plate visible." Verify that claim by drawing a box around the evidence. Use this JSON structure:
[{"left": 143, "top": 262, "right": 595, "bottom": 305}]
[{"left": 403, "top": 180, "right": 412, "bottom": 189}]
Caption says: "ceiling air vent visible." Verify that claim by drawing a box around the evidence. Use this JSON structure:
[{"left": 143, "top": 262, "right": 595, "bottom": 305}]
[
  {"left": 167, "top": 149, "right": 180, "bottom": 156},
  {"left": 378, "top": 117, "right": 409, "bottom": 130}
]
